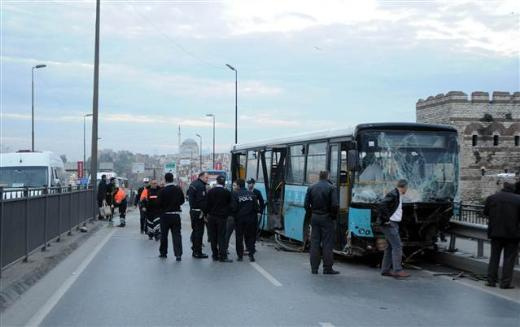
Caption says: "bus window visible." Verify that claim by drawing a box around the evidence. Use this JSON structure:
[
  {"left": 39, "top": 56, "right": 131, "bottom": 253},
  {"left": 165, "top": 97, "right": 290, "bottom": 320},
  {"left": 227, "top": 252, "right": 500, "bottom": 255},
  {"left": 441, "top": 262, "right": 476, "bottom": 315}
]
[
  {"left": 287, "top": 145, "right": 305, "bottom": 184},
  {"left": 239, "top": 154, "right": 246, "bottom": 180},
  {"left": 258, "top": 150, "right": 271, "bottom": 183},
  {"left": 305, "top": 142, "right": 327, "bottom": 184},
  {"left": 246, "top": 151, "right": 258, "bottom": 181}
]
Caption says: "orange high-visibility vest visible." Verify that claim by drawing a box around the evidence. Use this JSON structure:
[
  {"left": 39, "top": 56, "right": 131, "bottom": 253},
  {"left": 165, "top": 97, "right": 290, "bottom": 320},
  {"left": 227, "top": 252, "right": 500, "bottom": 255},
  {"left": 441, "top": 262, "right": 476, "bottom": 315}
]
[
  {"left": 114, "top": 188, "right": 126, "bottom": 204},
  {"left": 140, "top": 188, "right": 148, "bottom": 201}
]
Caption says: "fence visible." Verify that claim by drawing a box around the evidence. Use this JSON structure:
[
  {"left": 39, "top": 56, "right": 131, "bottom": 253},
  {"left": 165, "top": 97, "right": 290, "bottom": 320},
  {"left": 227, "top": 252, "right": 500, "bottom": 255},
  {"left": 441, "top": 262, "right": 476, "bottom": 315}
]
[{"left": 0, "top": 185, "right": 96, "bottom": 275}]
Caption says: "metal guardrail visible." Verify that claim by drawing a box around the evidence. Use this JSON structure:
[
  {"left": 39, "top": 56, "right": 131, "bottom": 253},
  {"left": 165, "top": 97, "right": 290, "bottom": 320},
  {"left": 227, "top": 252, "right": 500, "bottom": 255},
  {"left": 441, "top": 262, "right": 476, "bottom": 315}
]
[
  {"left": 449, "top": 203, "right": 519, "bottom": 266},
  {"left": 0, "top": 185, "right": 96, "bottom": 276}
]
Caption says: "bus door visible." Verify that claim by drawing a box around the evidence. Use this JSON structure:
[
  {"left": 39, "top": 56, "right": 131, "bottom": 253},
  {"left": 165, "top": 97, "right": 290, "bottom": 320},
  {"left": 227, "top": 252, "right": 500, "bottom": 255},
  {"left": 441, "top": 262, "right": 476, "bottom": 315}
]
[
  {"left": 268, "top": 147, "right": 286, "bottom": 229},
  {"left": 337, "top": 143, "right": 352, "bottom": 250},
  {"left": 231, "top": 152, "right": 247, "bottom": 182}
]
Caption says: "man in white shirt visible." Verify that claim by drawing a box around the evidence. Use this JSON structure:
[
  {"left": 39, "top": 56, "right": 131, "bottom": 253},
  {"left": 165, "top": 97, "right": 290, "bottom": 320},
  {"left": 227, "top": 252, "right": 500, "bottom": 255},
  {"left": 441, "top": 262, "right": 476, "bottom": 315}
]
[{"left": 377, "top": 179, "right": 410, "bottom": 278}]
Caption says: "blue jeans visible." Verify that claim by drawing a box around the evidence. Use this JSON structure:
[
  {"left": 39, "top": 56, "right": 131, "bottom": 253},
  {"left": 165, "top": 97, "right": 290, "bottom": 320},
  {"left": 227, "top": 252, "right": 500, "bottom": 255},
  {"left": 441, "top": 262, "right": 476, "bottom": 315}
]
[{"left": 381, "top": 221, "right": 403, "bottom": 273}]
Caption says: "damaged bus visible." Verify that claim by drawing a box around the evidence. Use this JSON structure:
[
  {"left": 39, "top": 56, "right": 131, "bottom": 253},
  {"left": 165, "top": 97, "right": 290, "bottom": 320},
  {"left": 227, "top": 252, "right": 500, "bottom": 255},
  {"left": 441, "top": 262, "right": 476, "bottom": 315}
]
[{"left": 231, "top": 123, "right": 459, "bottom": 257}]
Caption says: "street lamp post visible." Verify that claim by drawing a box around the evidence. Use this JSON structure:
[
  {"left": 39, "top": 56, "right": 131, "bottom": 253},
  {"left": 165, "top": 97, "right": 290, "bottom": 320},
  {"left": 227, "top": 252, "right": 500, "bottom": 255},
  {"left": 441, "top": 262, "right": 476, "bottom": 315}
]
[
  {"left": 206, "top": 114, "right": 215, "bottom": 169},
  {"left": 226, "top": 64, "right": 238, "bottom": 144},
  {"left": 32, "top": 64, "right": 47, "bottom": 151},
  {"left": 195, "top": 134, "right": 202, "bottom": 171},
  {"left": 91, "top": 0, "right": 101, "bottom": 222},
  {"left": 83, "top": 114, "right": 93, "bottom": 178}
]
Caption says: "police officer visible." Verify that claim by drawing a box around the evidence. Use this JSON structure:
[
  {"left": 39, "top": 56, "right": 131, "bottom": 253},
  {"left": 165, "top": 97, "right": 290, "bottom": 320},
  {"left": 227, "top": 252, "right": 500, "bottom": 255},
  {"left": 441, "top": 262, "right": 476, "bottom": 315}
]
[
  {"left": 158, "top": 173, "right": 185, "bottom": 261},
  {"left": 232, "top": 179, "right": 259, "bottom": 262},
  {"left": 247, "top": 178, "right": 265, "bottom": 232},
  {"left": 187, "top": 172, "right": 209, "bottom": 259},
  {"left": 304, "top": 171, "right": 339, "bottom": 275},
  {"left": 134, "top": 178, "right": 149, "bottom": 234},
  {"left": 206, "top": 175, "right": 233, "bottom": 262},
  {"left": 140, "top": 180, "right": 162, "bottom": 241}
]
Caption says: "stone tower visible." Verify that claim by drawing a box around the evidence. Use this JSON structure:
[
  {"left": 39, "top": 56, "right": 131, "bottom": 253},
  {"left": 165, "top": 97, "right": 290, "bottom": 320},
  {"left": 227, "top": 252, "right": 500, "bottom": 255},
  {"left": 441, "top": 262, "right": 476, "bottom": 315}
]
[{"left": 416, "top": 91, "right": 520, "bottom": 203}]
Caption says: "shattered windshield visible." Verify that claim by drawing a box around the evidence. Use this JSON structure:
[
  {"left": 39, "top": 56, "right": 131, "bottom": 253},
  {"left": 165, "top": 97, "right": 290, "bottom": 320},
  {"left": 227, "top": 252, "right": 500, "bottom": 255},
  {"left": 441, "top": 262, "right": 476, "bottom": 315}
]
[{"left": 351, "top": 130, "right": 458, "bottom": 204}]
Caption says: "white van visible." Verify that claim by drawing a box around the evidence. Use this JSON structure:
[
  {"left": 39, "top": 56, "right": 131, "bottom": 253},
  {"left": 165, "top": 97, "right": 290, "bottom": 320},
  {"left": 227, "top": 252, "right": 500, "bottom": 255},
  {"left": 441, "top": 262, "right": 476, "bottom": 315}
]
[{"left": 0, "top": 151, "right": 65, "bottom": 188}]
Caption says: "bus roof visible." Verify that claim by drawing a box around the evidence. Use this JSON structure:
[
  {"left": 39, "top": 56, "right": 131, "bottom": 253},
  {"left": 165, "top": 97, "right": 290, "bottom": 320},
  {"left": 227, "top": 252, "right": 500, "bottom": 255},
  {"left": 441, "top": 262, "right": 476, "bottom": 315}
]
[
  {"left": 232, "top": 122, "right": 457, "bottom": 152},
  {"left": 0, "top": 151, "right": 63, "bottom": 168}
]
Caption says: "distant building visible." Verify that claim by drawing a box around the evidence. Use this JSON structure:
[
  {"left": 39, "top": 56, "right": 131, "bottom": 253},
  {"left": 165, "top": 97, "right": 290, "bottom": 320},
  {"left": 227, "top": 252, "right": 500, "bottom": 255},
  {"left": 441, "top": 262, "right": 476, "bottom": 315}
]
[
  {"left": 179, "top": 138, "right": 199, "bottom": 159},
  {"left": 416, "top": 91, "right": 520, "bottom": 203}
]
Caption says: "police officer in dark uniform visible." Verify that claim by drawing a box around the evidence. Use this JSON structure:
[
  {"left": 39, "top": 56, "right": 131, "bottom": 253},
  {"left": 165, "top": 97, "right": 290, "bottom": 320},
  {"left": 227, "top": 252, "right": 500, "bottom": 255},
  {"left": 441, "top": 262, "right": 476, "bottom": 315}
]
[
  {"left": 304, "top": 171, "right": 339, "bottom": 275},
  {"left": 142, "top": 180, "right": 162, "bottom": 241},
  {"left": 232, "top": 179, "right": 259, "bottom": 262},
  {"left": 134, "top": 178, "right": 149, "bottom": 234},
  {"left": 247, "top": 178, "right": 265, "bottom": 233},
  {"left": 158, "top": 173, "right": 185, "bottom": 261},
  {"left": 206, "top": 175, "right": 233, "bottom": 262},
  {"left": 187, "top": 172, "right": 209, "bottom": 259}
]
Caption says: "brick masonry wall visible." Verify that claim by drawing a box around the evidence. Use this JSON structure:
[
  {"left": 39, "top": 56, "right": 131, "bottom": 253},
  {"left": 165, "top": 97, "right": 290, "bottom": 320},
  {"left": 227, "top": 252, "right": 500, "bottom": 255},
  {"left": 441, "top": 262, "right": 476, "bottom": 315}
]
[{"left": 416, "top": 91, "right": 520, "bottom": 204}]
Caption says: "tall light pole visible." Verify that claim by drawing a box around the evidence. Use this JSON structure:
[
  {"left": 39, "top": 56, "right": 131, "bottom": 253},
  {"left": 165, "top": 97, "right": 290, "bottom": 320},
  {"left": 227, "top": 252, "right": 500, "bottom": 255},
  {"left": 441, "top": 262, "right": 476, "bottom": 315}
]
[
  {"left": 206, "top": 114, "right": 215, "bottom": 169},
  {"left": 91, "top": 0, "right": 101, "bottom": 221},
  {"left": 195, "top": 133, "right": 202, "bottom": 171},
  {"left": 31, "top": 64, "right": 47, "bottom": 151},
  {"left": 226, "top": 64, "right": 238, "bottom": 144},
  {"left": 83, "top": 113, "right": 93, "bottom": 178}
]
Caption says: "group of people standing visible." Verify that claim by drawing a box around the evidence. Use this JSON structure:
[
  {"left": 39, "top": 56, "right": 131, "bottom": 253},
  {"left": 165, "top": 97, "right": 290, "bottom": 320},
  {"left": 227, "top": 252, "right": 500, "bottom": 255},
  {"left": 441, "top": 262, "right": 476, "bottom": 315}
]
[
  {"left": 97, "top": 175, "right": 127, "bottom": 227},
  {"left": 134, "top": 171, "right": 265, "bottom": 263}
]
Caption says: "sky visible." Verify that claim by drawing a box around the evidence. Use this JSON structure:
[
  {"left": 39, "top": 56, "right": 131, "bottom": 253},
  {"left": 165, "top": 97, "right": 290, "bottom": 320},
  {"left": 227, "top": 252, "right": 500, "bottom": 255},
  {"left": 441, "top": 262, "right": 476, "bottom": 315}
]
[{"left": 1, "top": 0, "right": 519, "bottom": 161}]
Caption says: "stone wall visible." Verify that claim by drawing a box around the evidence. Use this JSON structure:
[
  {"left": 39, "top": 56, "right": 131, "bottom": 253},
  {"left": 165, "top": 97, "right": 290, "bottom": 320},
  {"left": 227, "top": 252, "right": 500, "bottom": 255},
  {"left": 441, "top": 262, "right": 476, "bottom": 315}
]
[{"left": 416, "top": 91, "right": 520, "bottom": 204}]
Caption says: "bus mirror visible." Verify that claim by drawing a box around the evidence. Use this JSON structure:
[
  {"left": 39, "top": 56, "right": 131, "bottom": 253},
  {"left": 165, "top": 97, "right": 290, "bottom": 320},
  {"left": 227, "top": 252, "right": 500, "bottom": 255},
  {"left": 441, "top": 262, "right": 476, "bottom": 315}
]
[{"left": 347, "top": 150, "right": 359, "bottom": 171}]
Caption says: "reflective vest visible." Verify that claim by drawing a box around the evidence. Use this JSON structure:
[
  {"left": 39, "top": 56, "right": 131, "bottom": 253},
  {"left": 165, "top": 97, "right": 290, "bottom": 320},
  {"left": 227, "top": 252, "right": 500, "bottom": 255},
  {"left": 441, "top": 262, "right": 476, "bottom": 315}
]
[{"left": 114, "top": 188, "right": 126, "bottom": 204}]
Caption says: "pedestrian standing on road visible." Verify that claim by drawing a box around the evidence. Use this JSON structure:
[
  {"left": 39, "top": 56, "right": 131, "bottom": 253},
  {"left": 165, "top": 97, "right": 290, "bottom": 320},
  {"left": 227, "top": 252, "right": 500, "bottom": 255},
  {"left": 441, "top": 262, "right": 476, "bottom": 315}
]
[
  {"left": 187, "top": 172, "right": 209, "bottom": 259},
  {"left": 114, "top": 186, "right": 127, "bottom": 227},
  {"left": 224, "top": 182, "right": 240, "bottom": 249},
  {"left": 206, "top": 175, "right": 233, "bottom": 262},
  {"left": 231, "top": 179, "right": 259, "bottom": 262},
  {"left": 247, "top": 178, "right": 265, "bottom": 233},
  {"left": 135, "top": 178, "right": 150, "bottom": 234},
  {"left": 304, "top": 171, "right": 339, "bottom": 275},
  {"left": 483, "top": 181, "right": 520, "bottom": 289},
  {"left": 140, "top": 180, "right": 162, "bottom": 241},
  {"left": 97, "top": 174, "right": 107, "bottom": 220},
  {"left": 377, "top": 179, "right": 410, "bottom": 278},
  {"left": 158, "top": 173, "right": 185, "bottom": 261},
  {"left": 106, "top": 177, "right": 117, "bottom": 222}
]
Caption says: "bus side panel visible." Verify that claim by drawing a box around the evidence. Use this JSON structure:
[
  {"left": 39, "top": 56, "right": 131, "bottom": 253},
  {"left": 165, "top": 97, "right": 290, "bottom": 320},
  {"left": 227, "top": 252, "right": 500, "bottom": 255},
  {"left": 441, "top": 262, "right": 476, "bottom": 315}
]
[
  {"left": 283, "top": 184, "right": 307, "bottom": 242},
  {"left": 255, "top": 182, "right": 269, "bottom": 231}
]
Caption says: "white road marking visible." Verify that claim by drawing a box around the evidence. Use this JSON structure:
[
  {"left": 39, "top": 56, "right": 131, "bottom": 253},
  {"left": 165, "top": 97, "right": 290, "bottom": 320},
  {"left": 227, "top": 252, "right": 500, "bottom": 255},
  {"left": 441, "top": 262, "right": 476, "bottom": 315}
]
[
  {"left": 250, "top": 262, "right": 283, "bottom": 287},
  {"left": 26, "top": 229, "right": 117, "bottom": 326},
  {"left": 319, "top": 322, "right": 336, "bottom": 327}
]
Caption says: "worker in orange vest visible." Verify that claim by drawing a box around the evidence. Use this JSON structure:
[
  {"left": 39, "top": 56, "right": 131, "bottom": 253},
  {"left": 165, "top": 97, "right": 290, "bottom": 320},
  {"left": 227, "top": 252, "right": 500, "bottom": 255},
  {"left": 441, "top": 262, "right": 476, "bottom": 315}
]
[{"left": 114, "top": 186, "right": 127, "bottom": 227}]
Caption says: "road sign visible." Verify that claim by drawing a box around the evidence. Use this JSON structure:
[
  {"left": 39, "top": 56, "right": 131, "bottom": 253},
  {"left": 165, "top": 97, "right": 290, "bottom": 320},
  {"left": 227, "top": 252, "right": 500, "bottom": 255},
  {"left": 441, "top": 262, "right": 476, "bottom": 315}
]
[
  {"left": 164, "top": 162, "right": 177, "bottom": 173},
  {"left": 179, "top": 159, "right": 191, "bottom": 166}
]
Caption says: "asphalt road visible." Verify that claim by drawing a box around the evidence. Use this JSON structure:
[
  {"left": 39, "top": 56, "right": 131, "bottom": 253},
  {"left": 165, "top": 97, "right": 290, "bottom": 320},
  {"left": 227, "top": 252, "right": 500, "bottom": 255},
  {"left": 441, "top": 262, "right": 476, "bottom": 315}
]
[{"left": 3, "top": 208, "right": 520, "bottom": 327}]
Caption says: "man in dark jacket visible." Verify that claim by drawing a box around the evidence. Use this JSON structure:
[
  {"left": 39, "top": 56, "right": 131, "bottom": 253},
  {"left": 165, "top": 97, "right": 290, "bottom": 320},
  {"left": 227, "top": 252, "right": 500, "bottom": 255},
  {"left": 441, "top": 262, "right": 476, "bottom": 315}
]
[
  {"left": 247, "top": 178, "right": 265, "bottom": 232},
  {"left": 483, "top": 182, "right": 520, "bottom": 289},
  {"left": 97, "top": 174, "right": 107, "bottom": 220},
  {"left": 304, "top": 171, "right": 339, "bottom": 275},
  {"left": 158, "top": 173, "right": 185, "bottom": 261},
  {"left": 206, "top": 175, "right": 233, "bottom": 262},
  {"left": 231, "top": 179, "right": 259, "bottom": 262},
  {"left": 187, "top": 172, "right": 209, "bottom": 259},
  {"left": 134, "top": 177, "right": 149, "bottom": 234},
  {"left": 377, "top": 179, "right": 410, "bottom": 278},
  {"left": 141, "top": 180, "right": 162, "bottom": 241},
  {"left": 106, "top": 177, "right": 117, "bottom": 222}
]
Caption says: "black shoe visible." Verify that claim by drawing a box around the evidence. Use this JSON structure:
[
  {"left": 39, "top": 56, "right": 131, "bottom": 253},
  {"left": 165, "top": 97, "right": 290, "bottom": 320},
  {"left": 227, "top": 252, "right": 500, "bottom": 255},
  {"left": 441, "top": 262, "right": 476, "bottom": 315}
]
[
  {"left": 159, "top": 254, "right": 167, "bottom": 258},
  {"left": 249, "top": 255, "right": 255, "bottom": 262},
  {"left": 192, "top": 253, "right": 209, "bottom": 259},
  {"left": 499, "top": 285, "right": 515, "bottom": 289},
  {"left": 311, "top": 270, "right": 318, "bottom": 274},
  {"left": 323, "top": 269, "right": 340, "bottom": 275},
  {"left": 176, "top": 257, "right": 182, "bottom": 262},
  {"left": 485, "top": 282, "right": 496, "bottom": 287},
  {"left": 237, "top": 256, "right": 243, "bottom": 262},
  {"left": 212, "top": 256, "right": 219, "bottom": 261},
  {"left": 219, "top": 258, "right": 233, "bottom": 263},
  {"left": 117, "top": 224, "right": 125, "bottom": 228}
]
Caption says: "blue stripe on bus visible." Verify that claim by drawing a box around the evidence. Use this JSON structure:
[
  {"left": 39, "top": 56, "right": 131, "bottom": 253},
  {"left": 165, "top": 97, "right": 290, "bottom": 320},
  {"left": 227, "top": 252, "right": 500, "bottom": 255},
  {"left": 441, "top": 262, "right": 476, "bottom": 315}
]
[{"left": 283, "top": 184, "right": 307, "bottom": 242}]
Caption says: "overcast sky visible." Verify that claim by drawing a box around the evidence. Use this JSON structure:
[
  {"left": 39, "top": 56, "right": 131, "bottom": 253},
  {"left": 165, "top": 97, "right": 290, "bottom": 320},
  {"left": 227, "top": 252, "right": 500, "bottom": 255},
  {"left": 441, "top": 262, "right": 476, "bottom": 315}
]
[{"left": 1, "top": 0, "right": 519, "bottom": 160}]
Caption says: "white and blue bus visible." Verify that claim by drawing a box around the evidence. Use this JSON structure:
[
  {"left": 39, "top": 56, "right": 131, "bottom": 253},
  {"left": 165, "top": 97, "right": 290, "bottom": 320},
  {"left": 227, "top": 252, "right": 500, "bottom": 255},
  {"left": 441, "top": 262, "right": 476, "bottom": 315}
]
[{"left": 231, "top": 123, "right": 459, "bottom": 256}]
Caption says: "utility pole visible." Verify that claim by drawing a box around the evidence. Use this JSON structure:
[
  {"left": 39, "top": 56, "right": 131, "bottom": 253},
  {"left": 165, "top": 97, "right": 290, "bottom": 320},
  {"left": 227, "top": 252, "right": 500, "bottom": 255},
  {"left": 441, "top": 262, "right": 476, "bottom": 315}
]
[{"left": 90, "top": 0, "right": 101, "bottom": 220}]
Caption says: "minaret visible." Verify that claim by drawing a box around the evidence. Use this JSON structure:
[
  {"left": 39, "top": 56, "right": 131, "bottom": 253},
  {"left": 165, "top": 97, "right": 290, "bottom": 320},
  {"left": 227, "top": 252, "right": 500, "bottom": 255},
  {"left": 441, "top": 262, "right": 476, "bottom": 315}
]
[{"left": 178, "top": 125, "right": 181, "bottom": 154}]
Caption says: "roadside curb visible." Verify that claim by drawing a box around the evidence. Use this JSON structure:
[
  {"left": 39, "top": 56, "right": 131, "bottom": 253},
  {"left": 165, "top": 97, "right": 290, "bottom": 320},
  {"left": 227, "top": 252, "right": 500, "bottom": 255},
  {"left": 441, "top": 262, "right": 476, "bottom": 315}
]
[{"left": 0, "top": 220, "right": 105, "bottom": 312}]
